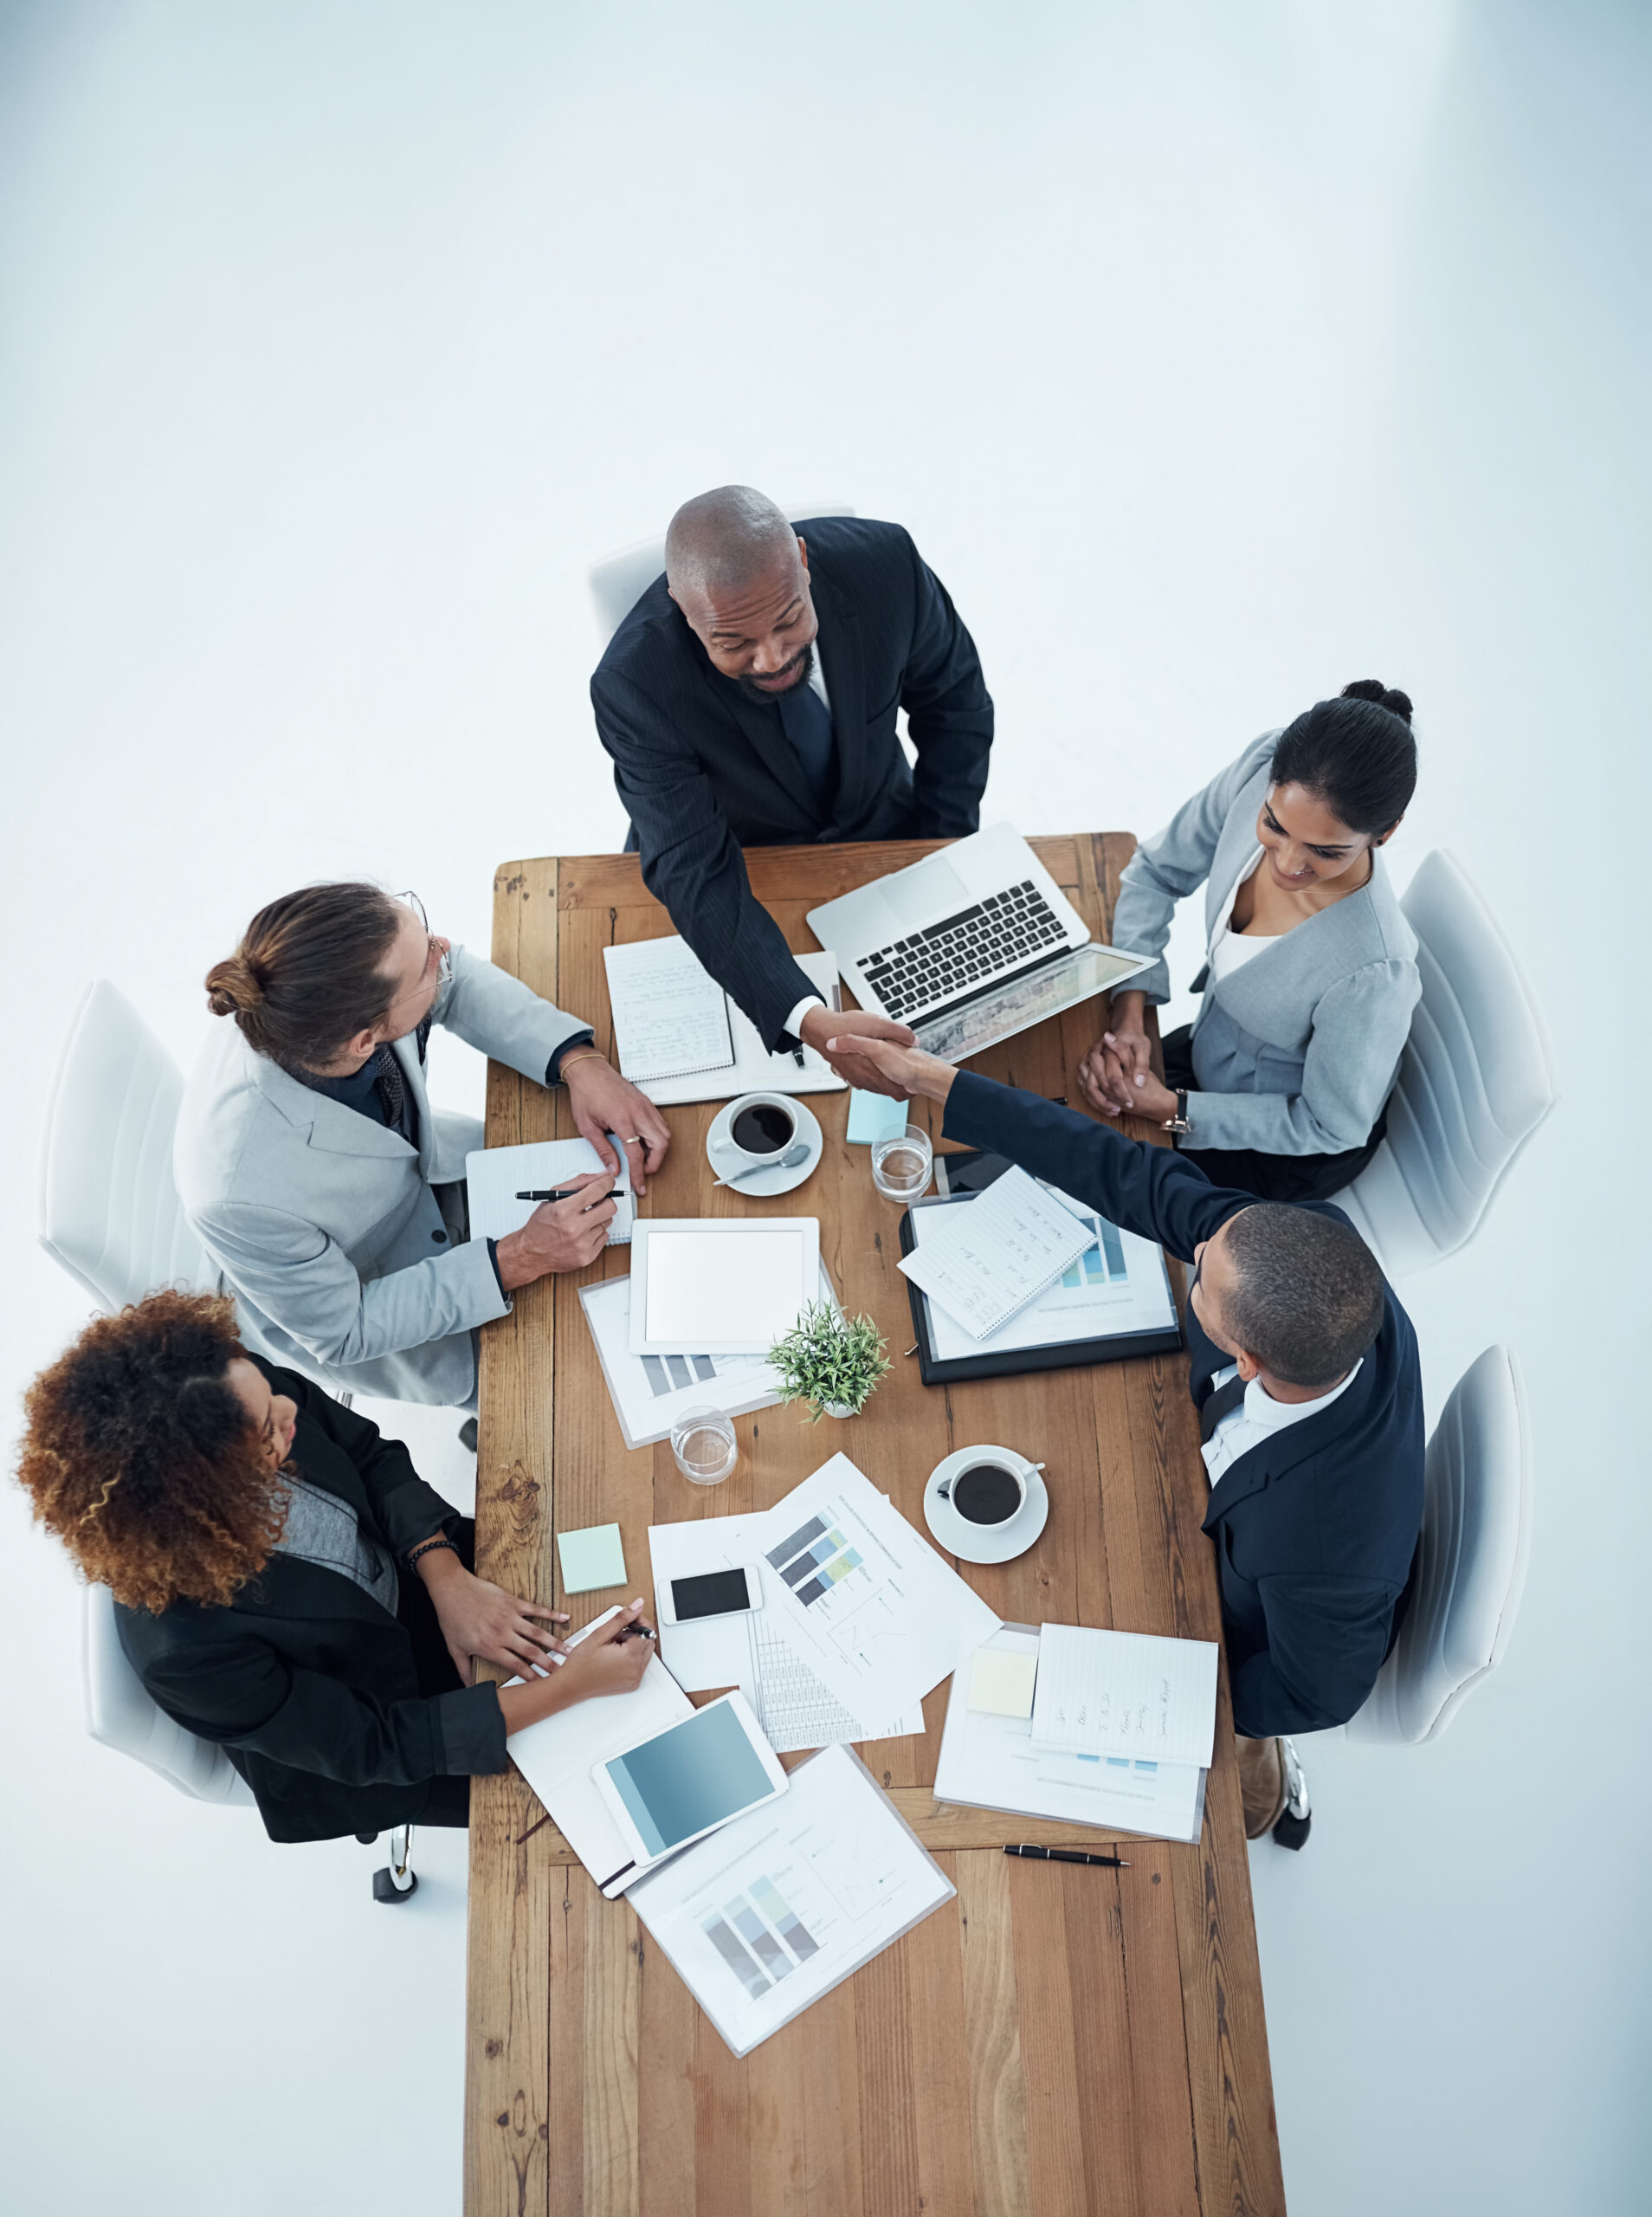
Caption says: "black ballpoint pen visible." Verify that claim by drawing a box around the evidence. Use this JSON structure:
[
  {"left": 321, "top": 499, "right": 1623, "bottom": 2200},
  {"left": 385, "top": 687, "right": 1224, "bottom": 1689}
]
[
  {"left": 515, "top": 1186, "right": 623, "bottom": 1204},
  {"left": 1003, "top": 1844, "right": 1130, "bottom": 1867}
]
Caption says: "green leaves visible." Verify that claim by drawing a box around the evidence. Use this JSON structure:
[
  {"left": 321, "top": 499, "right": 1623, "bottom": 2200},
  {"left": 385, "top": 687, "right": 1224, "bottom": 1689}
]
[{"left": 766, "top": 1302, "right": 893, "bottom": 1423}]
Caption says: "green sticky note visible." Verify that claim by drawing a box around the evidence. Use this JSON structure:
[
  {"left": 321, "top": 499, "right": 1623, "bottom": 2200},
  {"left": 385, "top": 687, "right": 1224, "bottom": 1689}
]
[
  {"left": 556, "top": 1523, "right": 627, "bottom": 1594},
  {"left": 847, "top": 1089, "right": 907, "bottom": 1144}
]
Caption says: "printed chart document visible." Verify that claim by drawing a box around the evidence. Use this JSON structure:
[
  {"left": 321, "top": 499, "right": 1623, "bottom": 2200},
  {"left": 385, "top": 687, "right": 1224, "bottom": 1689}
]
[
  {"left": 580, "top": 1263, "right": 839, "bottom": 1451},
  {"left": 466, "top": 1135, "right": 634, "bottom": 1247},
  {"left": 897, "top": 1165, "right": 1095, "bottom": 1340},
  {"left": 754, "top": 1454, "right": 1001, "bottom": 1721},
  {"left": 909, "top": 1180, "right": 1178, "bottom": 1361},
  {"left": 1030, "top": 1623, "right": 1219, "bottom": 1770},
  {"left": 627, "top": 1744, "right": 955, "bottom": 2059},
  {"left": 934, "top": 1626, "right": 1206, "bottom": 1843},
  {"left": 604, "top": 938, "right": 847, "bottom": 1107},
  {"left": 649, "top": 1510, "right": 924, "bottom": 1755}
]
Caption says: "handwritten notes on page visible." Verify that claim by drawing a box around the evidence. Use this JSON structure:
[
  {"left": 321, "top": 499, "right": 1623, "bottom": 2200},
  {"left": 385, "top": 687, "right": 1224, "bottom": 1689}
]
[
  {"left": 604, "top": 936, "right": 735, "bottom": 1084},
  {"left": 896, "top": 1164, "right": 1095, "bottom": 1340},
  {"left": 1030, "top": 1624, "right": 1219, "bottom": 1770}
]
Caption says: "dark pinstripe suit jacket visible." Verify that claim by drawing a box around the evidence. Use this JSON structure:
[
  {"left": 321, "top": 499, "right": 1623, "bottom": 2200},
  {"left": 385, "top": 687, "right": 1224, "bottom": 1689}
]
[{"left": 590, "top": 517, "right": 994, "bottom": 1047}]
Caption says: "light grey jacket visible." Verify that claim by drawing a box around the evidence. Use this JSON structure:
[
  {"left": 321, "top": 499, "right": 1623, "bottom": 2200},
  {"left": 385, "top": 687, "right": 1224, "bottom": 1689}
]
[
  {"left": 175, "top": 947, "right": 587, "bottom": 1405},
  {"left": 1112, "top": 732, "right": 1421, "bottom": 1158}
]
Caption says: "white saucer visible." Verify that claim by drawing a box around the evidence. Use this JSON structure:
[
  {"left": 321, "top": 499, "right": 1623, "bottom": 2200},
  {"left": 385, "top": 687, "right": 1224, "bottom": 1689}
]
[
  {"left": 923, "top": 1451, "right": 1049, "bottom": 1565},
  {"left": 705, "top": 1096, "right": 824, "bottom": 1199}
]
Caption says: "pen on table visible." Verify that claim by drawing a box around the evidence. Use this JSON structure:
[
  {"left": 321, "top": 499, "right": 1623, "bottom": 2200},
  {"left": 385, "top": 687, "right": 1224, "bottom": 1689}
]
[
  {"left": 1003, "top": 1844, "right": 1130, "bottom": 1867},
  {"left": 515, "top": 1186, "right": 623, "bottom": 1204}
]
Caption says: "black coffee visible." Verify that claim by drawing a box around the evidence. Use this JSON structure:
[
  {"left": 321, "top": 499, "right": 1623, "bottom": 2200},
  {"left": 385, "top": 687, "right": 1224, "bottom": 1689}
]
[
  {"left": 732, "top": 1101, "right": 796, "bottom": 1155},
  {"left": 952, "top": 1463, "right": 1023, "bottom": 1526}
]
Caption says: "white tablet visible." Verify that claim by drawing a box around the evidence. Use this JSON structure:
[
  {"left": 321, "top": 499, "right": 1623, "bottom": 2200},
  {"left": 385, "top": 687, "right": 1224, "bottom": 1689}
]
[
  {"left": 590, "top": 1690, "right": 789, "bottom": 1869},
  {"left": 627, "top": 1218, "right": 821, "bottom": 1354}
]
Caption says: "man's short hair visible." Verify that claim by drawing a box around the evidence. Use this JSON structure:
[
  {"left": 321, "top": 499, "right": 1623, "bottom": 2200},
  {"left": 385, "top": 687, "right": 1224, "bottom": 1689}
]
[
  {"left": 664, "top": 485, "right": 797, "bottom": 599},
  {"left": 1220, "top": 1205, "right": 1385, "bottom": 1388}
]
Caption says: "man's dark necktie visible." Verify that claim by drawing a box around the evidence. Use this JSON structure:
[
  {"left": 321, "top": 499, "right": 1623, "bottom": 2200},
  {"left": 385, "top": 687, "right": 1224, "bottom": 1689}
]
[
  {"left": 1198, "top": 1368, "right": 1249, "bottom": 1445},
  {"left": 370, "top": 1044, "right": 416, "bottom": 1144},
  {"left": 775, "top": 676, "right": 836, "bottom": 815}
]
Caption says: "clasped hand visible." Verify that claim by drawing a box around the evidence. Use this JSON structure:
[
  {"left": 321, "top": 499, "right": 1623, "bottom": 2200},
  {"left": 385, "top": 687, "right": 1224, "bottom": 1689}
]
[{"left": 1076, "top": 1018, "right": 1177, "bottom": 1123}]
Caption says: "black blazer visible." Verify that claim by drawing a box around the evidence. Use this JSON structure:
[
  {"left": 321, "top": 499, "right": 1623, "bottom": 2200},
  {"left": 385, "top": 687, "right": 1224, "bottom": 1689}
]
[
  {"left": 590, "top": 517, "right": 995, "bottom": 1048},
  {"left": 942, "top": 1072, "right": 1425, "bottom": 1739},
  {"left": 116, "top": 1363, "right": 507, "bottom": 1842}
]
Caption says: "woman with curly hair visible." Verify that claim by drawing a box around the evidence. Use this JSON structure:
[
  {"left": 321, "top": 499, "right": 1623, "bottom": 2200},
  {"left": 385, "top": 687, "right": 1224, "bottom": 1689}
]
[{"left": 16, "top": 1289, "right": 653, "bottom": 1842}]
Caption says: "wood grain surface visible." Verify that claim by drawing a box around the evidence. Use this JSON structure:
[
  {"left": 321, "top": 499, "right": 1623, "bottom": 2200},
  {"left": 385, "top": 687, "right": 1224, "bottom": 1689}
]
[{"left": 463, "top": 835, "right": 1285, "bottom": 2217}]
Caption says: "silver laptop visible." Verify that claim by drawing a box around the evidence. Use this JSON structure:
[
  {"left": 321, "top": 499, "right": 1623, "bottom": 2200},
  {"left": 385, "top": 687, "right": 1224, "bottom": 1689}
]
[{"left": 806, "top": 823, "right": 1153, "bottom": 1063}]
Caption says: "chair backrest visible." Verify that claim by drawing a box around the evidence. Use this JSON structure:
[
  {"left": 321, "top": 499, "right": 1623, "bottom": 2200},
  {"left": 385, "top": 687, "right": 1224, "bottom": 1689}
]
[
  {"left": 1347, "top": 1344, "right": 1533, "bottom": 1746},
  {"left": 587, "top": 502, "right": 857, "bottom": 646},
  {"left": 38, "top": 979, "right": 218, "bottom": 1313},
  {"left": 83, "top": 1582, "right": 254, "bottom": 1803},
  {"left": 1337, "top": 850, "right": 1558, "bottom": 1277}
]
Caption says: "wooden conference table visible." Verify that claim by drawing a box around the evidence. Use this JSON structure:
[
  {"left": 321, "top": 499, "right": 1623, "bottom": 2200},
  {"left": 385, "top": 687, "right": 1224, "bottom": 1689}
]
[{"left": 464, "top": 834, "right": 1285, "bottom": 2217}]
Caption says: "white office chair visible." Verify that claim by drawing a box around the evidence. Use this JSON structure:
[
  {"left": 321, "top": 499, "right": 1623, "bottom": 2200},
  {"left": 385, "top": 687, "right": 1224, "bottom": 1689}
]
[
  {"left": 1338, "top": 850, "right": 1559, "bottom": 1277},
  {"left": 43, "top": 986, "right": 411, "bottom": 1897},
  {"left": 587, "top": 501, "right": 856, "bottom": 646},
  {"left": 1348, "top": 1344, "right": 1533, "bottom": 1746},
  {"left": 38, "top": 979, "right": 219, "bottom": 1313}
]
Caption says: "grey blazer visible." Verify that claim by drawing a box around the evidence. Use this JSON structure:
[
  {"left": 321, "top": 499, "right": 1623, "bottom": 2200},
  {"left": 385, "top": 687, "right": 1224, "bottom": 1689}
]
[
  {"left": 175, "top": 947, "right": 587, "bottom": 1406},
  {"left": 1111, "top": 732, "right": 1421, "bottom": 1158}
]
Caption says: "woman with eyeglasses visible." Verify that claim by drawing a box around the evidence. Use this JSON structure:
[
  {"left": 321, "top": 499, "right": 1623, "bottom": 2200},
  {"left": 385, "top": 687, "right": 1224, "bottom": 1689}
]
[
  {"left": 176, "top": 882, "right": 671, "bottom": 1408},
  {"left": 15, "top": 1292, "right": 653, "bottom": 1842},
  {"left": 1081, "top": 682, "right": 1420, "bottom": 1204}
]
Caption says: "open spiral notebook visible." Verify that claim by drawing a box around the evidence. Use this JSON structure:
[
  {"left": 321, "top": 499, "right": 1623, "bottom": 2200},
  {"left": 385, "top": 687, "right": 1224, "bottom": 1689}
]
[{"left": 602, "top": 936, "right": 847, "bottom": 1106}]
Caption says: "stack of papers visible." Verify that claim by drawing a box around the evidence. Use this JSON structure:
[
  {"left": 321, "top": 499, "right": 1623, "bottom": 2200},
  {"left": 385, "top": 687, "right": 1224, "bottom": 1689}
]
[
  {"left": 1030, "top": 1623, "right": 1219, "bottom": 1768},
  {"left": 934, "top": 1626, "right": 1209, "bottom": 1844},
  {"left": 627, "top": 1744, "right": 955, "bottom": 2059},
  {"left": 897, "top": 1165, "right": 1095, "bottom": 1339}
]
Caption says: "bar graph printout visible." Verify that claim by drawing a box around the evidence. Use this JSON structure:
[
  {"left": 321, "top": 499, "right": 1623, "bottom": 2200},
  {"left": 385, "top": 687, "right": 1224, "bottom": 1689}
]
[
  {"left": 753, "top": 1455, "right": 1001, "bottom": 1720},
  {"left": 1030, "top": 1623, "right": 1220, "bottom": 1770},
  {"left": 628, "top": 1745, "right": 954, "bottom": 2058}
]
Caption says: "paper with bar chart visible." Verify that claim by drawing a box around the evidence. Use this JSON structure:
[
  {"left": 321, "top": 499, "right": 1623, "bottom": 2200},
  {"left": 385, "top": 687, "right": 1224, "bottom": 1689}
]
[
  {"left": 752, "top": 1455, "right": 1001, "bottom": 1720},
  {"left": 627, "top": 1744, "right": 954, "bottom": 2057},
  {"left": 648, "top": 1511, "right": 924, "bottom": 1755},
  {"left": 910, "top": 1179, "right": 1178, "bottom": 1363}
]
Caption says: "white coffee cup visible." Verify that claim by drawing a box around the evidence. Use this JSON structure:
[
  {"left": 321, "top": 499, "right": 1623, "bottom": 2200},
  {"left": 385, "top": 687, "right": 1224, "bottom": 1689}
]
[
  {"left": 722, "top": 1090, "right": 799, "bottom": 1167},
  {"left": 935, "top": 1446, "right": 1033, "bottom": 1530}
]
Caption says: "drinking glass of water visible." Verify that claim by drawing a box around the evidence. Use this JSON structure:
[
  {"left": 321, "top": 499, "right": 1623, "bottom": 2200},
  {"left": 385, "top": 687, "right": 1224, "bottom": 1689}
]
[
  {"left": 871, "top": 1125, "right": 933, "bottom": 1203},
  {"left": 670, "top": 1405, "right": 738, "bottom": 1485}
]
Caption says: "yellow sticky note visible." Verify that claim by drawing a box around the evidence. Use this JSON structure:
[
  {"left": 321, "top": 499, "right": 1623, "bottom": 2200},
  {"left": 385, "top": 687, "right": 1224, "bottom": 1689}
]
[{"left": 967, "top": 1647, "right": 1038, "bottom": 1718}]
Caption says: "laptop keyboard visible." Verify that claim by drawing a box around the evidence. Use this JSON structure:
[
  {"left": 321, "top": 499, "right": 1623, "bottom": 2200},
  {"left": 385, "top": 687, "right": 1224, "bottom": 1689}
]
[{"left": 861, "top": 880, "right": 1068, "bottom": 1019}]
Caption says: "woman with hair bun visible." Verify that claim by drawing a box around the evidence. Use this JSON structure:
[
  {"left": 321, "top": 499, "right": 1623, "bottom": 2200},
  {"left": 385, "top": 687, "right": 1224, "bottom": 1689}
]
[
  {"left": 14, "top": 1292, "right": 654, "bottom": 1842},
  {"left": 1082, "top": 682, "right": 1420, "bottom": 1203}
]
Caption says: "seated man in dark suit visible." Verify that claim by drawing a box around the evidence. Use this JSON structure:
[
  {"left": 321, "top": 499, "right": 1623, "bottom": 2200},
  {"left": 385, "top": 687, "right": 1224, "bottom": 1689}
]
[
  {"left": 590, "top": 486, "right": 996, "bottom": 1095},
  {"left": 842, "top": 1032, "right": 1426, "bottom": 1839}
]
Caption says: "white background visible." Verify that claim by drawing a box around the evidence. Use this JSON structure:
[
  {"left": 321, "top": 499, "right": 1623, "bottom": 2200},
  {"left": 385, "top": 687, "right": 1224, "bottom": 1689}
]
[{"left": 2, "top": 3, "right": 1646, "bottom": 2212}]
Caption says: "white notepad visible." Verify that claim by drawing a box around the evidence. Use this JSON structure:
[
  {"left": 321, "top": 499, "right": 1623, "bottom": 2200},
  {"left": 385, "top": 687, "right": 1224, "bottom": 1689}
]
[
  {"left": 464, "top": 1135, "right": 634, "bottom": 1247},
  {"left": 1029, "top": 1623, "right": 1220, "bottom": 1770},
  {"left": 628, "top": 1219, "right": 821, "bottom": 1354},
  {"left": 895, "top": 1164, "right": 1095, "bottom": 1340},
  {"left": 603, "top": 938, "right": 848, "bottom": 1106}
]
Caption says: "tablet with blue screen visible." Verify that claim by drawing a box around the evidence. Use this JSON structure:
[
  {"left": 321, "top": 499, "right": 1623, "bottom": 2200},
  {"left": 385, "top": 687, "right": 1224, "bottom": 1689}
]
[{"left": 591, "top": 1690, "right": 789, "bottom": 1869}]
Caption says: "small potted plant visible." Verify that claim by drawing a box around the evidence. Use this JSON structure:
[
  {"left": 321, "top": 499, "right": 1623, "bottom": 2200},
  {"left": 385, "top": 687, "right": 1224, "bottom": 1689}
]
[{"left": 767, "top": 1302, "right": 892, "bottom": 1423}]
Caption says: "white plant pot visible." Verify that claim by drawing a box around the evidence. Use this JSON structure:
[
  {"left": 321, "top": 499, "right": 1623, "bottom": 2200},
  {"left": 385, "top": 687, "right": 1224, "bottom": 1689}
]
[{"left": 821, "top": 1399, "right": 857, "bottom": 1420}]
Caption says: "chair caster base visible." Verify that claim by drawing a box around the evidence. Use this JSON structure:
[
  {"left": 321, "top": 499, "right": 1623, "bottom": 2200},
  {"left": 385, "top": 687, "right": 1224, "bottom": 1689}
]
[
  {"left": 372, "top": 1865, "right": 418, "bottom": 1903},
  {"left": 1271, "top": 1809, "right": 1312, "bottom": 1851}
]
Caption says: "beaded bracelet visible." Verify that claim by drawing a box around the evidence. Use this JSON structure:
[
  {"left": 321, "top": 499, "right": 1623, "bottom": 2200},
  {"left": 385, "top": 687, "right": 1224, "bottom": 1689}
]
[{"left": 404, "top": 1535, "right": 460, "bottom": 1571}]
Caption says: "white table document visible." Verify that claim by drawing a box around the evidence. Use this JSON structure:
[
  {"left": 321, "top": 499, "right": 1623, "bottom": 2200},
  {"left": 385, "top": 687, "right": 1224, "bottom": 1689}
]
[
  {"left": 465, "top": 1134, "right": 634, "bottom": 1246},
  {"left": 1030, "top": 1623, "right": 1219, "bottom": 1770},
  {"left": 897, "top": 1165, "right": 1095, "bottom": 1340},
  {"left": 627, "top": 1744, "right": 955, "bottom": 2059},
  {"left": 909, "top": 1181, "right": 1178, "bottom": 1362},
  {"left": 649, "top": 1511, "right": 924, "bottom": 1755},
  {"left": 753, "top": 1454, "right": 1001, "bottom": 1721},
  {"left": 935, "top": 1627, "right": 1207, "bottom": 1844}
]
